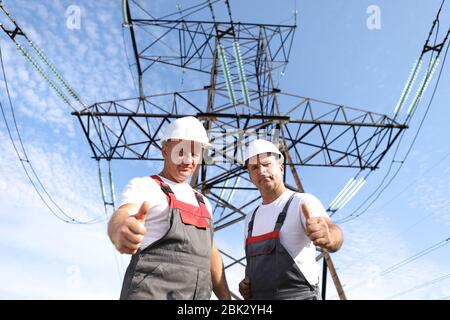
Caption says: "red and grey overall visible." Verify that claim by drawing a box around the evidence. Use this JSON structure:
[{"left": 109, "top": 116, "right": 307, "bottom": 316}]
[
  {"left": 245, "top": 193, "right": 320, "bottom": 300},
  {"left": 120, "top": 175, "right": 213, "bottom": 300}
]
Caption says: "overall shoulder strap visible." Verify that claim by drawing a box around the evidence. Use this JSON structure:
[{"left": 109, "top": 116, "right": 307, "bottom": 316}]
[
  {"left": 193, "top": 190, "right": 212, "bottom": 219},
  {"left": 247, "top": 206, "right": 260, "bottom": 238},
  {"left": 151, "top": 175, "right": 174, "bottom": 196},
  {"left": 273, "top": 193, "right": 296, "bottom": 232}
]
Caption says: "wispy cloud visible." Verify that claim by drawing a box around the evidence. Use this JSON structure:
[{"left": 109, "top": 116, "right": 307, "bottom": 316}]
[
  {"left": 1, "top": 0, "right": 137, "bottom": 139},
  {"left": 0, "top": 130, "right": 128, "bottom": 299},
  {"left": 330, "top": 213, "right": 450, "bottom": 299}
]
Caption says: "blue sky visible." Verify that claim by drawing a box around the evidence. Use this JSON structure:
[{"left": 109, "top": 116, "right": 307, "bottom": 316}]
[{"left": 0, "top": 0, "right": 449, "bottom": 299}]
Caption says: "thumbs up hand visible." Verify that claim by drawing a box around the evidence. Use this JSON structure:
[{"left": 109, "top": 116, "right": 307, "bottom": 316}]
[
  {"left": 134, "top": 201, "right": 150, "bottom": 223},
  {"left": 113, "top": 201, "right": 150, "bottom": 255},
  {"left": 301, "top": 203, "right": 333, "bottom": 251}
]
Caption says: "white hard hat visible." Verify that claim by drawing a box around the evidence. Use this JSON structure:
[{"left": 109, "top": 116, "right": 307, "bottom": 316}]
[
  {"left": 243, "top": 139, "right": 283, "bottom": 163},
  {"left": 161, "top": 116, "right": 211, "bottom": 147}
]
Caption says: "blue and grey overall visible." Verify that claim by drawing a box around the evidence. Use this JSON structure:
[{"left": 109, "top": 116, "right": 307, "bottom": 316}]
[
  {"left": 120, "top": 175, "right": 213, "bottom": 300},
  {"left": 245, "top": 193, "right": 320, "bottom": 300}
]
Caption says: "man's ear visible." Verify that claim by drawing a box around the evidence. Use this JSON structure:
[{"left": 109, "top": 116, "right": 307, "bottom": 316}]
[
  {"left": 161, "top": 142, "right": 167, "bottom": 159},
  {"left": 279, "top": 160, "right": 284, "bottom": 174},
  {"left": 248, "top": 170, "right": 256, "bottom": 185},
  {"left": 246, "top": 164, "right": 255, "bottom": 184}
]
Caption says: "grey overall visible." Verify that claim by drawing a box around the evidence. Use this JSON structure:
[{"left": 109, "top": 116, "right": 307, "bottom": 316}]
[
  {"left": 120, "top": 175, "right": 213, "bottom": 300},
  {"left": 246, "top": 193, "right": 320, "bottom": 300}
]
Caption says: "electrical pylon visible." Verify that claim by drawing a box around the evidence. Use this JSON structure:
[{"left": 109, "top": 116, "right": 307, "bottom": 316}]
[{"left": 72, "top": 0, "right": 408, "bottom": 299}]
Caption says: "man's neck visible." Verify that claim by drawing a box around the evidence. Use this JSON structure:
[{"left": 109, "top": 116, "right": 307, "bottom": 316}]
[
  {"left": 159, "top": 169, "right": 186, "bottom": 184},
  {"left": 261, "top": 184, "right": 286, "bottom": 204}
]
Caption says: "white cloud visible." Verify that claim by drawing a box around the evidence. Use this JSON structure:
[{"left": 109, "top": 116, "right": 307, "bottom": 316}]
[
  {"left": 407, "top": 172, "right": 450, "bottom": 226},
  {"left": 0, "top": 130, "right": 128, "bottom": 299},
  {"left": 0, "top": 1, "right": 138, "bottom": 140},
  {"left": 328, "top": 213, "right": 450, "bottom": 300}
]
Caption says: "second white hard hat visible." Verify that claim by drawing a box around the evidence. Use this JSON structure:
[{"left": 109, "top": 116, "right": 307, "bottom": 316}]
[
  {"left": 161, "top": 116, "right": 211, "bottom": 147},
  {"left": 243, "top": 139, "right": 283, "bottom": 163}
]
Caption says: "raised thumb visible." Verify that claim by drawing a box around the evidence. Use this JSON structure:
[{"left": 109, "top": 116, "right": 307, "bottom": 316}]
[
  {"left": 301, "top": 203, "right": 312, "bottom": 221},
  {"left": 135, "top": 201, "right": 150, "bottom": 222}
]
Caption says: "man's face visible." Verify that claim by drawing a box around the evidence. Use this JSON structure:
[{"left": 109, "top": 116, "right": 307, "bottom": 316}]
[
  {"left": 247, "top": 153, "right": 284, "bottom": 192},
  {"left": 162, "top": 139, "right": 203, "bottom": 182}
]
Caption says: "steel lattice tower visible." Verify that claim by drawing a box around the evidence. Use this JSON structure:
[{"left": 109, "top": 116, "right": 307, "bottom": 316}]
[{"left": 72, "top": 0, "right": 408, "bottom": 299}]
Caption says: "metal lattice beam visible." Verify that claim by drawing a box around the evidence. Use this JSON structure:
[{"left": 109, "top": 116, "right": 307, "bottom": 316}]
[{"left": 72, "top": 90, "right": 407, "bottom": 170}]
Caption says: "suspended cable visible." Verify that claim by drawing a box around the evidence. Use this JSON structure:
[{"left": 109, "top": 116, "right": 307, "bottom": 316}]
[
  {"left": 386, "top": 273, "right": 450, "bottom": 300},
  {"left": 336, "top": 38, "right": 449, "bottom": 224},
  {"left": 0, "top": 3, "right": 84, "bottom": 109},
  {"left": 0, "top": 44, "right": 105, "bottom": 224},
  {"left": 356, "top": 147, "right": 450, "bottom": 244},
  {"left": 0, "top": 2, "right": 122, "bottom": 224},
  {"left": 380, "top": 238, "right": 450, "bottom": 276},
  {"left": 342, "top": 238, "right": 450, "bottom": 295},
  {"left": 363, "top": 13, "right": 446, "bottom": 214},
  {"left": 0, "top": 0, "right": 139, "bottom": 193},
  {"left": 393, "top": 1, "right": 443, "bottom": 117}
]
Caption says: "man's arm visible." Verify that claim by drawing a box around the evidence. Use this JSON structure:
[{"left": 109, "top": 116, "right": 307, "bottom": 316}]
[
  {"left": 210, "top": 242, "right": 231, "bottom": 300},
  {"left": 326, "top": 221, "right": 344, "bottom": 252},
  {"left": 108, "top": 202, "right": 149, "bottom": 254}
]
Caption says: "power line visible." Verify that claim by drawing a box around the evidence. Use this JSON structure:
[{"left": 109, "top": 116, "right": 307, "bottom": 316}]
[
  {"left": 350, "top": 147, "right": 450, "bottom": 247},
  {"left": 363, "top": 147, "right": 450, "bottom": 220},
  {"left": 0, "top": 42, "right": 106, "bottom": 225},
  {"left": 386, "top": 273, "right": 450, "bottom": 300},
  {"left": 380, "top": 238, "right": 450, "bottom": 276},
  {"left": 0, "top": 7, "right": 125, "bottom": 282},
  {"left": 0, "top": 1, "right": 140, "bottom": 220},
  {"left": 341, "top": 238, "right": 450, "bottom": 296},
  {"left": 330, "top": 0, "right": 449, "bottom": 223},
  {"left": 336, "top": 37, "right": 450, "bottom": 224}
]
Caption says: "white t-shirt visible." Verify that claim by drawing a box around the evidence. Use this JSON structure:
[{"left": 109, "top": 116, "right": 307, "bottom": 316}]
[
  {"left": 119, "top": 175, "right": 213, "bottom": 249},
  {"left": 244, "top": 189, "right": 328, "bottom": 286}
]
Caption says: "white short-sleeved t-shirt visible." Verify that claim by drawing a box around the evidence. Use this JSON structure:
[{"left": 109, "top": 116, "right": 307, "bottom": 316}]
[
  {"left": 244, "top": 189, "right": 328, "bottom": 286},
  {"left": 119, "top": 175, "right": 213, "bottom": 249}
]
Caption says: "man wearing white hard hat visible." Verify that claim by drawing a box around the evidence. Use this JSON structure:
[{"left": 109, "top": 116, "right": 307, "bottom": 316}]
[
  {"left": 238, "top": 139, "right": 343, "bottom": 300},
  {"left": 108, "top": 116, "right": 231, "bottom": 300}
]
